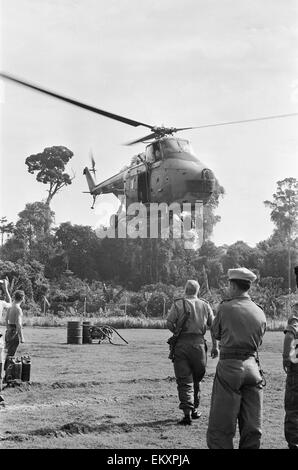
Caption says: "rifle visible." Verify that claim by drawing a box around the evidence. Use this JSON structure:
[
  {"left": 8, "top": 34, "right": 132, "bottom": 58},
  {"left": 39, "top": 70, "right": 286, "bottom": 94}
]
[{"left": 167, "top": 298, "right": 190, "bottom": 362}]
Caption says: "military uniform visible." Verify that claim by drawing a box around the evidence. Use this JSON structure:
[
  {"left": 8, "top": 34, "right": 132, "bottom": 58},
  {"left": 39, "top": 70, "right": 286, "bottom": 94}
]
[
  {"left": 284, "top": 311, "right": 298, "bottom": 449},
  {"left": 167, "top": 281, "right": 215, "bottom": 418},
  {"left": 207, "top": 268, "right": 266, "bottom": 449}
]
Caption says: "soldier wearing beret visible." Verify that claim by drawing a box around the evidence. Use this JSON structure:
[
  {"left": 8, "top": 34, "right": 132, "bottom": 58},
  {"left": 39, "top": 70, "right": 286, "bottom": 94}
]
[
  {"left": 206, "top": 268, "right": 267, "bottom": 449},
  {"left": 283, "top": 302, "right": 298, "bottom": 449},
  {"left": 167, "top": 280, "right": 218, "bottom": 425}
]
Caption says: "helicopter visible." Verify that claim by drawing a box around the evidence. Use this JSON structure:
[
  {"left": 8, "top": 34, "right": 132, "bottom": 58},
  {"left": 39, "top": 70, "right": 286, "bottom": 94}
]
[
  {"left": 0, "top": 72, "right": 216, "bottom": 213},
  {"left": 1, "top": 72, "right": 297, "bottom": 216}
]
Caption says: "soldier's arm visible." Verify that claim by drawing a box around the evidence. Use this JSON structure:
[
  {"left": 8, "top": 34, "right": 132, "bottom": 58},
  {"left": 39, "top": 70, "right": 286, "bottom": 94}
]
[
  {"left": 2, "top": 279, "right": 11, "bottom": 304},
  {"left": 206, "top": 304, "right": 219, "bottom": 356},
  {"left": 283, "top": 332, "right": 295, "bottom": 373},
  {"left": 211, "top": 304, "right": 222, "bottom": 341},
  {"left": 166, "top": 302, "right": 179, "bottom": 333},
  {"left": 15, "top": 307, "right": 25, "bottom": 343},
  {"left": 283, "top": 314, "right": 298, "bottom": 373}
]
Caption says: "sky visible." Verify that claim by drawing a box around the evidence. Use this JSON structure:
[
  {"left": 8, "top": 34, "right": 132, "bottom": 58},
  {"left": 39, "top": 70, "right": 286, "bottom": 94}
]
[{"left": 0, "top": 0, "right": 297, "bottom": 247}]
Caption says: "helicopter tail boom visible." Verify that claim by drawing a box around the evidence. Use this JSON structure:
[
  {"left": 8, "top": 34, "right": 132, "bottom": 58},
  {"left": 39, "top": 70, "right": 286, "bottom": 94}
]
[{"left": 83, "top": 167, "right": 97, "bottom": 193}]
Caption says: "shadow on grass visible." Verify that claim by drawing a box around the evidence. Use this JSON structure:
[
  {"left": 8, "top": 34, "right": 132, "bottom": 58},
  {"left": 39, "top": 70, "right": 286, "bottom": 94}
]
[{"left": 1, "top": 418, "right": 185, "bottom": 442}]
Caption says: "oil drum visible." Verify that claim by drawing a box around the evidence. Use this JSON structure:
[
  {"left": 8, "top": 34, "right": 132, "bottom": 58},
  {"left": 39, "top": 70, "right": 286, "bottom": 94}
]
[
  {"left": 67, "top": 321, "right": 83, "bottom": 344},
  {"left": 21, "top": 355, "right": 31, "bottom": 381},
  {"left": 14, "top": 357, "right": 22, "bottom": 380},
  {"left": 5, "top": 356, "right": 22, "bottom": 382},
  {"left": 82, "top": 321, "right": 92, "bottom": 344}
]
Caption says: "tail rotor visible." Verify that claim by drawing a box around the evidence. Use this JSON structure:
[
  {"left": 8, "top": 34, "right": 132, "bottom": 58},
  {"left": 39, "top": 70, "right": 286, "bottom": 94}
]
[{"left": 89, "top": 149, "right": 97, "bottom": 177}]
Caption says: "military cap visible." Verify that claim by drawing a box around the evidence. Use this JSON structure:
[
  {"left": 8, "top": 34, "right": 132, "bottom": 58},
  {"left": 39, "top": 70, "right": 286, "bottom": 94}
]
[{"left": 228, "top": 267, "right": 257, "bottom": 283}]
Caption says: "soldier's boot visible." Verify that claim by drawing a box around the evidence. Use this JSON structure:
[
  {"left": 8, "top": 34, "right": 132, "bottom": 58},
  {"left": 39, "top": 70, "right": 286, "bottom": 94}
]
[
  {"left": 178, "top": 409, "right": 192, "bottom": 425},
  {"left": 191, "top": 408, "right": 202, "bottom": 419},
  {"left": 178, "top": 416, "right": 191, "bottom": 425}
]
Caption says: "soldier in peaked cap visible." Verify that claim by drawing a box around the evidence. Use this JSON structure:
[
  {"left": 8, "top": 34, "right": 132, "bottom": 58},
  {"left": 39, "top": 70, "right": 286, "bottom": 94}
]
[
  {"left": 206, "top": 267, "right": 267, "bottom": 449},
  {"left": 167, "top": 280, "right": 218, "bottom": 425},
  {"left": 283, "top": 302, "right": 298, "bottom": 449}
]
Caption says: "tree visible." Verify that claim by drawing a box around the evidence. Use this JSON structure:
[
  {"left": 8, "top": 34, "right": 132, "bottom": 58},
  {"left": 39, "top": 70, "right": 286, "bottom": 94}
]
[
  {"left": 0, "top": 216, "right": 14, "bottom": 246},
  {"left": 25, "top": 146, "right": 74, "bottom": 205},
  {"left": 203, "top": 180, "right": 225, "bottom": 240},
  {"left": 221, "top": 241, "right": 262, "bottom": 273},
  {"left": 13, "top": 202, "right": 55, "bottom": 258},
  {"left": 264, "top": 178, "right": 298, "bottom": 240},
  {"left": 54, "top": 222, "right": 101, "bottom": 280},
  {"left": 15, "top": 202, "right": 55, "bottom": 239},
  {"left": 264, "top": 177, "right": 298, "bottom": 292},
  {"left": 257, "top": 238, "right": 297, "bottom": 290}
]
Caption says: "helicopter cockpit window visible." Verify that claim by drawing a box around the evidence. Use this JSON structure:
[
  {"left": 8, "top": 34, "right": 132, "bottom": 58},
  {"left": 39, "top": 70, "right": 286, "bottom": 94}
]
[
  {"left": 146, "top": 143, "right": 162, "bottom": 163},
  {"left": 161, "top": 139, "right": 195, "bottom": 155},
  {"left": 161, "top": 138, "right": 197, "bottom": 161}
]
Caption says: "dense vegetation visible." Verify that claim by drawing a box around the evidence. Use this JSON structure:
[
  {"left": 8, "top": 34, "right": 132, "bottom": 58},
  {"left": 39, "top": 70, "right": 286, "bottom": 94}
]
[{"left": 0, "top": 149, "right": 297, "bottom": 320}]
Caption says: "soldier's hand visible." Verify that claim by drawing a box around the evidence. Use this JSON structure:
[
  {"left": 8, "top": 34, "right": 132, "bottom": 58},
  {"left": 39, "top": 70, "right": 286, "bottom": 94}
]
[
  {"left": 283, "top": 358, "right": 291, "bottom": 373},
  {"left": 211, "top": 347, "right": 219, "bottom": 359}
]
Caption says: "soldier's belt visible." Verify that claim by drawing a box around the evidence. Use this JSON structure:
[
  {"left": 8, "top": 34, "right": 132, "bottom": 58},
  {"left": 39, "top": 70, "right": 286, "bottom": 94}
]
[
  {"left": 220, "top": 351, "right": 256, "bottom": 360},
  {"left": 179, "top": 333, "right": 205, "bottom": 343}
]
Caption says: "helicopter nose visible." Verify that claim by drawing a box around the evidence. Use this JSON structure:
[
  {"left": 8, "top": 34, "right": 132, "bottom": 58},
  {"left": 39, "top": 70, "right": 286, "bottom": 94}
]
[
  {"left": 186, "top": 168, "right": 215, "bottom": 195},
  {"left": 201, "top": 168, "right": 215, "bottom": 192}
]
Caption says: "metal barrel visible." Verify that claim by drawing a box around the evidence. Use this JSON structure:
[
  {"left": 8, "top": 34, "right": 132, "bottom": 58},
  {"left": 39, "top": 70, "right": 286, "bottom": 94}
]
[
  {"left": 82, "top": 321, "right": 92, "bottom": 344},
  {"left": 21, "top": 356, "right": 31, "bottom": 382},
  {"left": 14, "top": 359, "right": 22, "bottom": 380},
  {"left": 67, "top": 321, "right": 83, "bottom": 345}
]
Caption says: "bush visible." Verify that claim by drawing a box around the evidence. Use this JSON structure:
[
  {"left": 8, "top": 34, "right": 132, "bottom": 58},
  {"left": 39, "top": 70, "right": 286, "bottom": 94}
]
[
  {"left": 147, "top": 292, "right": 170, "bottom": 317},
  {"left": 22, "top": 299, "right": 41, "bottom": 316}
]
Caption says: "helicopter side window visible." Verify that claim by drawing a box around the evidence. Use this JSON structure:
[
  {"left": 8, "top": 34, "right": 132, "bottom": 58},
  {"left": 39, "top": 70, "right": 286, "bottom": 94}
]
[
  {"left": 146, "top": 146, "right": 155, "bottom": 163},
  {"left": 154, "top": 143, "right": 161, "bottom": 161}
]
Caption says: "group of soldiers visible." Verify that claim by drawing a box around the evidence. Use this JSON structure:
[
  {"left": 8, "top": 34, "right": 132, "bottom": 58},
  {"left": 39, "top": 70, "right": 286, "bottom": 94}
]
[
  {"left": 167, "top": 268, "right": 298, "bottom": 449},
  {"left": 0, "top": 270, "right": 297, "bottom": 449}
]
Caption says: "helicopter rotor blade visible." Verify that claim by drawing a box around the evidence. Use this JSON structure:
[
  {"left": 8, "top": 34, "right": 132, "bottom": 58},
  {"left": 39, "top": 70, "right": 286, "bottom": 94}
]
[
  {"left": 176, "top": 113, "right": 298, "bottom": 131},
  {"left": 174, "top": 126, "right": 199, "bottom": 132},
  {"left": 0, "top": 72, "right": 153, "bottom": 129},
  {"left": 125, "top": 132, "right": 158, "bottom": 146}
]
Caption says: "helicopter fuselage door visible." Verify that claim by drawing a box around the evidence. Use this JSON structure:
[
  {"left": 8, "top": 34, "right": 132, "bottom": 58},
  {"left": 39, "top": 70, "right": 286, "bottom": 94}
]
[
  {"left": 125, "top": 163, "right": 148, "bottom": 204},
  {"left": 145, "top": 141, "right": 168, "bottom": 203},
  {"left": 124, "top": 169, "right": 138, "bottom": 203}
]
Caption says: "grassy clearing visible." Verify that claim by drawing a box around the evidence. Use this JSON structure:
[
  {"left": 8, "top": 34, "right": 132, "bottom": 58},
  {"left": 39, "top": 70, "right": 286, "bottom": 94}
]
[
  {"left": 0, "top": 315, "right": 288, "bottom": 331},
  {"left": 0, "top": 327, "right": 288, "bottom": 449}
]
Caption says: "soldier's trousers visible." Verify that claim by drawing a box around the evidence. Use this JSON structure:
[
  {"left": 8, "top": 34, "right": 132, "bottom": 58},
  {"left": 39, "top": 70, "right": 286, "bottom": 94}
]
[
  {"left": 4, "top": 325, "right": 19, "bottom": 371},
  {"left": 284, "top": 365, "right": 298, "bottom": 449},
  {"left": 207, "top": 357, "right": 263, "bottom": 449},
  {"left": 173, "top": 335, "right": 207, "bottom": 411}
]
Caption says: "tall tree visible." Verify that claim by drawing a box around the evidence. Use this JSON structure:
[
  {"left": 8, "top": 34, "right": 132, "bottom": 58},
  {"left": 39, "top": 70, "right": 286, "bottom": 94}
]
[
  {"left": 264, "top": 177, "right": 298, "bottom": 292},
  {"left": 25, "top": 146, "right": 74, "bottom": 205}
]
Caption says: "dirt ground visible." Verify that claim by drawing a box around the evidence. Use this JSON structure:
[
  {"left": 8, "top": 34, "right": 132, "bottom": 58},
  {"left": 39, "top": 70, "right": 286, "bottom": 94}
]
[{"left": 0, "top": 327, "right": 287, "bottom": 449}]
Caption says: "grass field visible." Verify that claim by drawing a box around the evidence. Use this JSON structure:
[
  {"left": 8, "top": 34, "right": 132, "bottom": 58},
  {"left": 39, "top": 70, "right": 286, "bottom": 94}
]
[{"left": 0, "top": 327, "right": 288, "bottom": 449}]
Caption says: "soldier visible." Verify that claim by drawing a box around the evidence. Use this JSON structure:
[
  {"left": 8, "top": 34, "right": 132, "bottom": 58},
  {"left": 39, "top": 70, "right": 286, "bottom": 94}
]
[
  {"left": 0, "top": 279, "right": 11, "bottom": 394},
  {"left": 283, "top": 302, "right": 298, "bottom": 449},
  {"left": 166, "top": 280, "right": 218, "bottom": 425},
  {"left": 3, "top": 290, "right": 25, "bottom": 377},
  {"left": 206, "top": 268, "right": 267, "bottom": 449}
]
